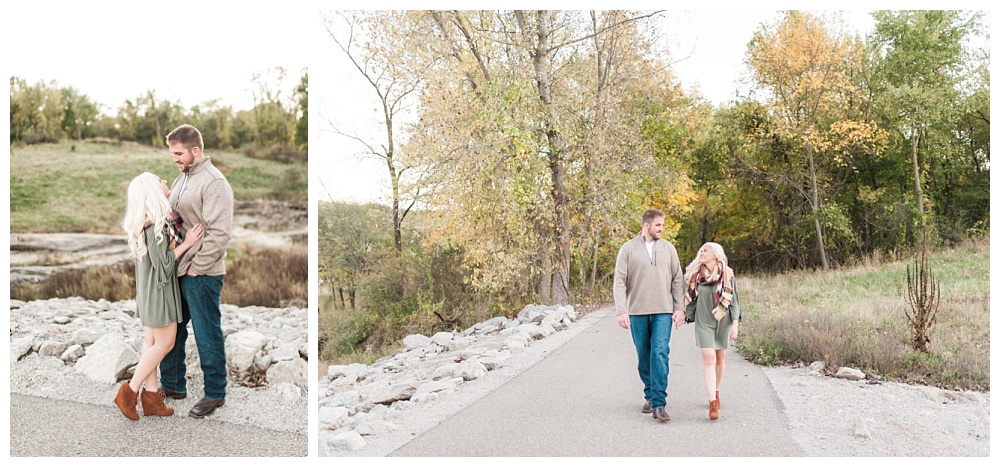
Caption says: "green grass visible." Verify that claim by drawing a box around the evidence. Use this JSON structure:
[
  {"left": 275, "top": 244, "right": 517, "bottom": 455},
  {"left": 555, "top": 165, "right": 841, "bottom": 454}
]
[
  {"left": 9, "top": 140, "right": 307, "bottom": 233},
  {"left": 736, "top": 238, "right": 990, "bottom": 390}
]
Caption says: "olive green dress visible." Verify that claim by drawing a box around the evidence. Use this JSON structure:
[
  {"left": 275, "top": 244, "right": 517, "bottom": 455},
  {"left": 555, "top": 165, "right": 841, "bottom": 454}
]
[
  {"left": 134, "top": 224, "right": 183, "bottom": 328},
  {"left": 685, "top": 278, "right": 742, "bottom": 349}
]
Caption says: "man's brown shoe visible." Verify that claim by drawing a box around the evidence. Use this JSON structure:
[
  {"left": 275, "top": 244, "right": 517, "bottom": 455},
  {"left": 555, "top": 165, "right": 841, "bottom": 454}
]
[
  {"left": 189, "top": 397, "right": 225, "bottom": 418},
  {"left": 709, "top": 399, "right": 720, "bottom": 420},
  {"left": 652, "top": 407, "right": 671, "bottom": 422},
  {"left": 642, "top": 400, "right": 652, "bottom": 413},
  {"left": 160, "top": 388, "right": 187, "bottom": 400}
]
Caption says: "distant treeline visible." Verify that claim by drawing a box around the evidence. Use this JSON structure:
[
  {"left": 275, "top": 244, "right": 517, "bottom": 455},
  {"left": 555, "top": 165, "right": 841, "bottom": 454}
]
[{"left": 9, "top": 68, "right": 307, "bottom": 162}]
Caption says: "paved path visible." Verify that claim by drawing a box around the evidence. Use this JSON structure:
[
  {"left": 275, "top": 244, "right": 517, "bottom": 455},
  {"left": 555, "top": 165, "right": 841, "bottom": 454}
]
[
  {"left": 9, "top": 394, "right": 307, "bottom": 456},
  {"left": 391, "top": 308, "right": 804, "bottom": 456}
]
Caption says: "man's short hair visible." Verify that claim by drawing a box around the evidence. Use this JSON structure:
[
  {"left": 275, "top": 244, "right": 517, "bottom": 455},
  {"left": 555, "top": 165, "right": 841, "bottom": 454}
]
[
  {"left": 641, "top": 209, "right": 664, "bottom": 225},
  {"left": 166, "top": 124, "right": 204, "bottom": 151}
]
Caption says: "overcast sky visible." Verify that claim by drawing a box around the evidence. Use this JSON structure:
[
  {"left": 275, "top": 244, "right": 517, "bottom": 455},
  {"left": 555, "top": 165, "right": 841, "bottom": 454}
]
[{"left": 2, "top": 1, "right": 313, "bottom": 112}]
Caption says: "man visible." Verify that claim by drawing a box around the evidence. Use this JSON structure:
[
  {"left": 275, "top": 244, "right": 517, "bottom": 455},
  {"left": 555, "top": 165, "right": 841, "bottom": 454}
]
[
  {"left": 613, "top": 209, "right": 686, "bottom": 422},
  {"left": 158, "top": 124, "right": 234, "bottom": 418}
]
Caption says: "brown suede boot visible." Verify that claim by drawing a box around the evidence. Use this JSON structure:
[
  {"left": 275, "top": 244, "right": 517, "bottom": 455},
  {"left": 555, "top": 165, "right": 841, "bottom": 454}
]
[
  {"left": 140, "top": 388, "right": 174, "bottom": 417},
  {"left": 114, "top": 382, "right": 140, "bottom": 420},
  {"left": 709, "top": 399, "right": 720, "bottom": 420},
  {"left": 716, "top": 390, "right": 721, "bottom": 408}
]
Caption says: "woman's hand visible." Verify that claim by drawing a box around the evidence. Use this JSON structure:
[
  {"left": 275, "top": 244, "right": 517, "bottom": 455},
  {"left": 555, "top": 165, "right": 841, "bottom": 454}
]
[
  {"left": 729, "top": 322, "right": 739, "bottom": 341},
  {"left": 181, "top": 223, "right": 204, "bottom": 248}
]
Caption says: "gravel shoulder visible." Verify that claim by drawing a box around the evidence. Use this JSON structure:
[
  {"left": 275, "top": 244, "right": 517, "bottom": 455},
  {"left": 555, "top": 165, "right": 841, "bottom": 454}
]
[
  {"left": 323, "top": 306, "right": 990, "bottom": 457},
  {"left": 761, "top": 364, "right": 990, "bottom": 456}
]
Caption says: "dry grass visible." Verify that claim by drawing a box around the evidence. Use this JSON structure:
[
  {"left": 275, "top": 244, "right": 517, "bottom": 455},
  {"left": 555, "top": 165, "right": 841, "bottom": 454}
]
[
  {"left": 221, "top": 246, "right": 308, "bottom": 308},
  {"left": 736, "top": 238, "right": 990, "bottom": 390},
  {"left": 11, "top": 245, "right": 308, "bottom": 309},
  {"left": 11, "top": 263, "right": 137, "bottom": 302}
]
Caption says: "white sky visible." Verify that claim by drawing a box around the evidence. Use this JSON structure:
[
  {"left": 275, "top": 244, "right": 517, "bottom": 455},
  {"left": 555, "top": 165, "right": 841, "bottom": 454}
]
[{"left": 2, "top": 1, "right": 313, "bottom": 113}]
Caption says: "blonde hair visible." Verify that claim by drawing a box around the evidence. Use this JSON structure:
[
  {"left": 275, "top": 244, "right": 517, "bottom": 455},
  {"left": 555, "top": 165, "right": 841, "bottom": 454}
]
[
  {"left": 122, "top": 172, "right": 171, "bottom": 259},
  {"left": 684, "top": 242, "right": 729, "bottom": 282}
]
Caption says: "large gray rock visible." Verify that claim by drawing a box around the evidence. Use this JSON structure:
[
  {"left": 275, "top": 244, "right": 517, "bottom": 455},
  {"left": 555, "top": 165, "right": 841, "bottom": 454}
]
[
  {"left": 38, "top": 340, "right": 68, "bottom": 357},
  {"left": 431, "top": 332, "right": 454, "bottom": 346},
  {"left": 60, "top": 344, "right": 85, "bottom": 363},
  {"left": 402, "top": 334, "right": 432, "bottom": 350},
  {"left": 412, "top": 377, "right": 461, "bottom": 403},
  {"left": 225, "top": 331, "right": 269, "bottom": 373},
  {"left": 11, "top": 336, "right": 34, "bottom": 361},
  {"left": 515, "top": 323, "right": 546, "bottom": 339},
  {"left": 356, "top": 419, "right": 398, "bottom": 436},
  {"left": 366, "top": 380, "right": 417, "bottom": 405},
  {"left": 835, "top": 367, "right": 866, "bottom": 381},
  {"left": 319, "top": 406, "right": 350, "bottom": 430},
  {"left": 329, "top": 431, "right": 366, "bottom": 451},
  {"left": 75, "top": 334, "right": 140, "bottom": 383},
  {"left": 432, "top": 362, "right": 460, "bottom": 380},
  {"left": 325, "top": 390, "right": 361, "bottom": 408},
  {"left": 71, "top": 328, "right": 98, "bottom": 345},
  {"left": 270, "top": 342, "right": 301, "bottom": 362},
  {"left": 266, "top": 358, "right": 308, "bottom": 388},
  {"left": 327, "top": 362, "right": 368, "bottom": 382},
  {"left": 455, "top": 361, "right": 487, "bottom": 381}
]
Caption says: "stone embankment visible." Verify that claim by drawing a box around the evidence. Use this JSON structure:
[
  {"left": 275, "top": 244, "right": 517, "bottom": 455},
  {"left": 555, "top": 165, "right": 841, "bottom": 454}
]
[
  {"left": 10, "top": 297, "right": 308, "bottom": 393},
  {"left": 318, "top": 304, "right": 579, "bottom": 454}
]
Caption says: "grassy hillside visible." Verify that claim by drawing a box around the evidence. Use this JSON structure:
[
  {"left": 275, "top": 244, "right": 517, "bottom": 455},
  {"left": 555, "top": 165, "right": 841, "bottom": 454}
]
[
  {"left": 736, "top": 239, "right": 990, "bottom": 390},
  {"left": 9, "top": 140, "right": 306, "bottom": 233}
]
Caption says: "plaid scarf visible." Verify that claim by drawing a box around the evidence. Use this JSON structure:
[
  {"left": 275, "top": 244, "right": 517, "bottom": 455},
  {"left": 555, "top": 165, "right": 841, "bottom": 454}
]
[{"left": 684, "top": 263, "right": 734, "bottom": 321}]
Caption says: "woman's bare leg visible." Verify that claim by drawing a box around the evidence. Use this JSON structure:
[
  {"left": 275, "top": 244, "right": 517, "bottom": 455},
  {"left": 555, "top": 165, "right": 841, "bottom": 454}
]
[
  {"left": 700, "top": 348, "right": 717, "bottom": 400},
  {"left": 129, "top": 324, "right": 177, "bottom": 393},
  {"left": 715, "top": 349, "right": 727, "bottom": 393}
]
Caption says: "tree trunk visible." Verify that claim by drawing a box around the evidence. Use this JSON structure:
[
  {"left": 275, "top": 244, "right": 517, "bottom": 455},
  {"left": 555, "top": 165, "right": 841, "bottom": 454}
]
[
  {"left": 588, "top": 232, "right": 600, "bottom": 293},
  {"left": 807, "top": 142, "right": 830, "bottom": 270},
  {"left": 911, "top": 127, "right": 925, "bottom": 215},
  {"left": 384, "top": 95, "right": 404, "bottom": 254},
  {"left": 528, "top": 11, "right": 571, "bottom": 305}
]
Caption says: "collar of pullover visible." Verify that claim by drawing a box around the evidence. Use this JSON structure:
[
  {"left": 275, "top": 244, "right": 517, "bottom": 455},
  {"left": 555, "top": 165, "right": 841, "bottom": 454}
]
[{"left": 185, "top": 156, "right": 211, "bottom": 175}]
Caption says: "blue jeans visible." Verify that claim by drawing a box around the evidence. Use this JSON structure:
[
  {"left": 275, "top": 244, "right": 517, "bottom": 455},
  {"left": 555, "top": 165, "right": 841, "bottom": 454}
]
[
  {"left": 159, "top": 275, "right": 227, "bottom": 400},
  {"left": 629, "top": 313, "right": 673, "bottom": 409}
]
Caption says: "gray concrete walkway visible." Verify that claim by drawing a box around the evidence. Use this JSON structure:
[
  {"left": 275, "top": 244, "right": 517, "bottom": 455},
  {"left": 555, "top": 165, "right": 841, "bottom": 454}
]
[
  {"left": 9, "top": 394, "right": 307, "bottom": 456},
  {"left": 391, "top": 308, "right": 804, "bottom": 456}
]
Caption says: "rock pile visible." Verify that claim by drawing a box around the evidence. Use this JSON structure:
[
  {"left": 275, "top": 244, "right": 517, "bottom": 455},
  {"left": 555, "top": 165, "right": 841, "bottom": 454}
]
[
  {"left": 318, "top": 304, "right": 579, "bottom": 453},
  {"left": 9, "top": 297, "right": 308, "bottom": 392}
]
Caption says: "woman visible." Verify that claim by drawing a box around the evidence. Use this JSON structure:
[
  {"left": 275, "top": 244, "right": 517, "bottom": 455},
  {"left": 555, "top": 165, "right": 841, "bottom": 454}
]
[
  {"left": 114, "top": 172, "right": 203, "bottom": 420},
  {"left": 683, "top": 242, "right": 741, "bottom": 421}
]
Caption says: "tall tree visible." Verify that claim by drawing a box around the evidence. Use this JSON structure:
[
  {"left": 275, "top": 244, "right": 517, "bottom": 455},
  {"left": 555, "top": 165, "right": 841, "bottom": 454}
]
[
  {"left": 416, "top": 10, "right": 672, "bottom": 304},
  {"left": 323, "top": 11, "right": 430, "bottom": 254},
  {"left": 870, "top": 10, "right": 976, "bottom": 238},
  {"left": 746, "top": 11, "right": 861, "bottom": 269}
]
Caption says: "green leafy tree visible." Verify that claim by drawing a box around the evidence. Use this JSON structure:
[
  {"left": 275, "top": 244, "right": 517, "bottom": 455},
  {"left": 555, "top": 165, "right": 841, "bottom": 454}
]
[{"left": 870, "top": 10, "right": 977, "bottom": 234}]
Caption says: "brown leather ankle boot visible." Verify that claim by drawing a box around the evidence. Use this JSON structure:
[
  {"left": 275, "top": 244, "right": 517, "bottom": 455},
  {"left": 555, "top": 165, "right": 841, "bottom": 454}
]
[
  {"left": 114, "top": 382, "right": 140, "bottom": 420},
  {"left": 140, "top": 388, "right": 175, "bottom": 416},
  {"left": 709, "top": 399, "right": 720, "bottom": 420}
]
